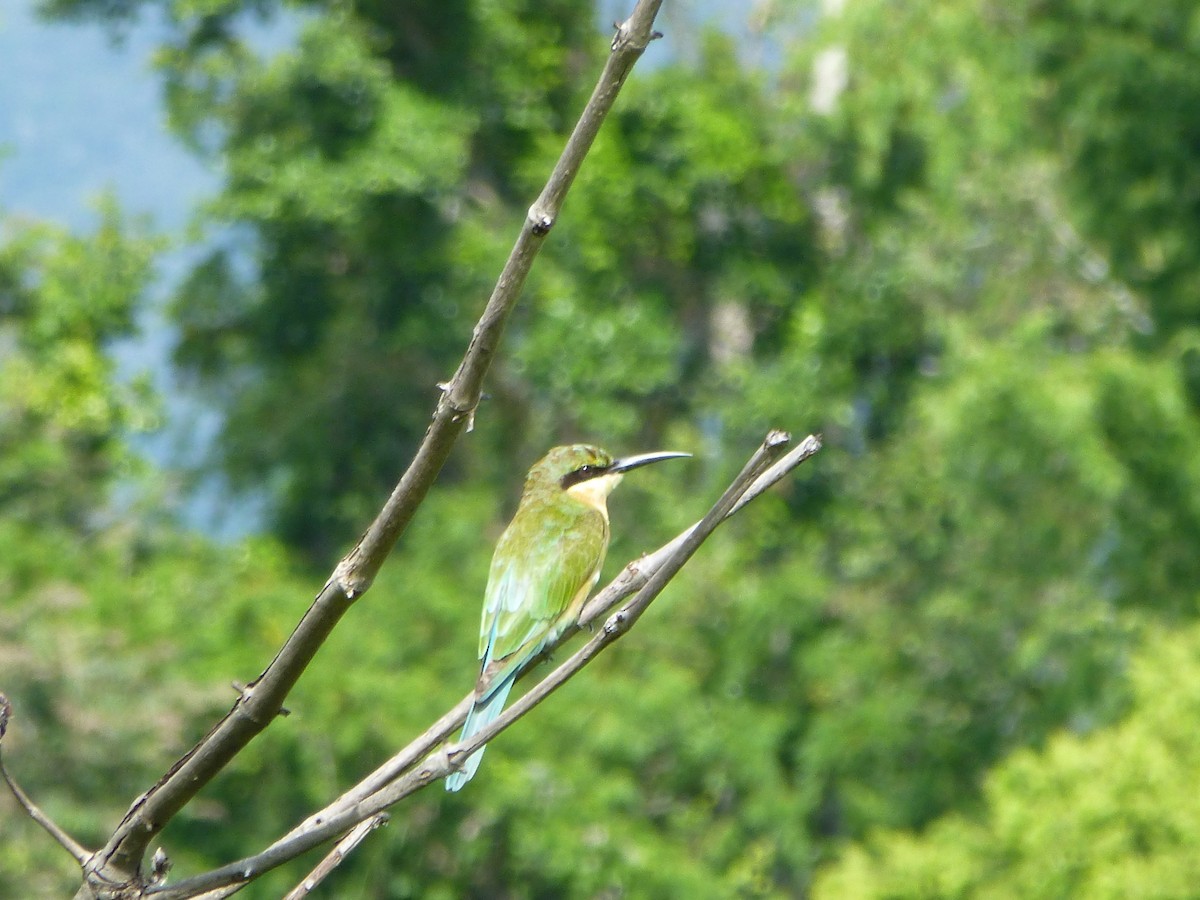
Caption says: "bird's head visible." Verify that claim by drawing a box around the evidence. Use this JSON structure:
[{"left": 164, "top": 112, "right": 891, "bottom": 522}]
[{"left": 526, "top": 444, "right": 690, "bottom": 510}]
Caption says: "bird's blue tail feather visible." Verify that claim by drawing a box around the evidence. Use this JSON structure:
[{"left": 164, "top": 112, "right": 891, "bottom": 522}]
[{"left": 445, "top": 676, "right": 515, "bottom": 792}]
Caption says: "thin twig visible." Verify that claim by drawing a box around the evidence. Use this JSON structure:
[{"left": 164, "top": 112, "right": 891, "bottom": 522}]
[
  {"left": 0, "top": 693, "right": 90, "bottom": 865},
  {"left": 90, "top": 0, "right": 666, "bottom": 885},
  {"left": 281, "top": 815, "right": 388, "bottom": 900},
  {"left": 146, "top": 429, "right": 806, "bottom": 899},
  {"left": 727, "top": 432, "right": 824, "bottom": 517}
]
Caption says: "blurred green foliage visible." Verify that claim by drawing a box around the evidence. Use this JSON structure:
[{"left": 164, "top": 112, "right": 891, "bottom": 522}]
[
  {"left": 0, "top": 198, "right": 160, "bottom": 529},
  {"left": 4, "top": 0, "right": 1200, "bottom": 896},
  {"left": 814, "top": 620, "right": 1200, "bottom": 899}
]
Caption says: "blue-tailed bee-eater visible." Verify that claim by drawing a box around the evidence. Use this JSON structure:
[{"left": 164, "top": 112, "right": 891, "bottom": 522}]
[{"left": 446, "top": 444, "right": 690, "bottom": 791}]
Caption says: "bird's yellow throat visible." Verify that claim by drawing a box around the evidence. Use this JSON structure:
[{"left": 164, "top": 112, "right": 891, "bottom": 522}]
[{"left": 564, "top": 472, "right": 624, "bottom": 518}]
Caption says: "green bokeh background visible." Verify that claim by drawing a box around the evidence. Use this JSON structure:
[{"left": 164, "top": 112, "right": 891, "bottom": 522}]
[{"left": 4, "top": 0, "right": 1200, "bottom": 895}]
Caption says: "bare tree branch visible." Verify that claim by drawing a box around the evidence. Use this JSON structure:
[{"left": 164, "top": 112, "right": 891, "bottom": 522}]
[
  {"left": 281, "top": 815, "right": 388, "bottom": 900},
  {"left": 85, "top": 1, "right": 666, "bottom": 887},
  {"left": 0, "top": 693, "right": 89, "bottom": 865},
  {"left": 146, "top": 429, "right": 816, "bottom": 899}
]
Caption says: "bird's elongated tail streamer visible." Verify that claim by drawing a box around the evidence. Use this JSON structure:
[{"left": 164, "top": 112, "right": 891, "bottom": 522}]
[{"left": 445, "top": 677, "right": 515, "bottom": 792}]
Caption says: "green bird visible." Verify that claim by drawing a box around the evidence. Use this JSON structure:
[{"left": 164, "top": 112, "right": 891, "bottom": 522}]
[{"left": 446, "top": 444, "right": 690, "bottom": 791}]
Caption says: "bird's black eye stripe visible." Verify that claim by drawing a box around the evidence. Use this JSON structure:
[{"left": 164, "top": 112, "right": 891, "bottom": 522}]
[{"left": 562, "top": 464, "right": 604, "bottom": 489}]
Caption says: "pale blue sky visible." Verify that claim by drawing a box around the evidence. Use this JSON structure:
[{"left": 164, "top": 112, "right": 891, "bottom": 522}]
[
  {"left": 0, "top": 0, "right": 215, "bottom": 230},
  {"left": 0, "top": 0, "right": 762, "bottom": 229}
]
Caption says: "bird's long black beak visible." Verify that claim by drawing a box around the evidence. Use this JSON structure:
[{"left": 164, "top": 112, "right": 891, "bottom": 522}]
[{"left": 608, "top": 451, "right": 691, "bottom": 474}]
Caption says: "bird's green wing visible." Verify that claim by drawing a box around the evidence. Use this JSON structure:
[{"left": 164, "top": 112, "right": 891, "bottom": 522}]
[{"left": 476, "top": 503, "right": 607, "bottom": 699}]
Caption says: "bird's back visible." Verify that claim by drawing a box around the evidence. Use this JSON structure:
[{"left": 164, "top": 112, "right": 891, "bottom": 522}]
[{"left": 476, "top": 486, "right": 610, "bottom": 690}]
